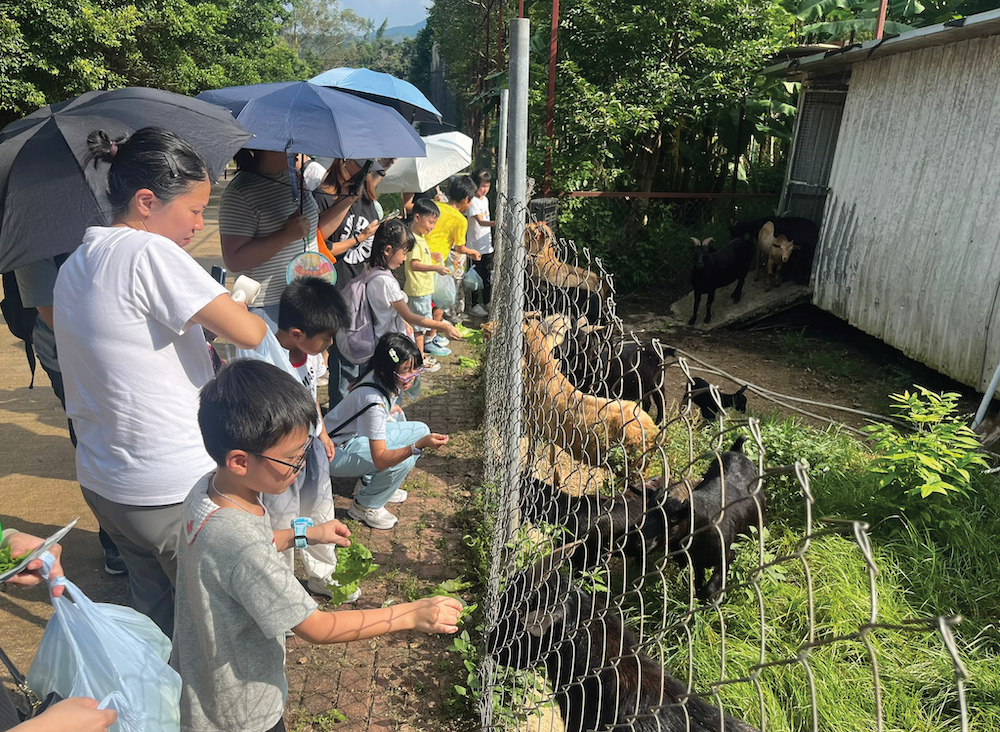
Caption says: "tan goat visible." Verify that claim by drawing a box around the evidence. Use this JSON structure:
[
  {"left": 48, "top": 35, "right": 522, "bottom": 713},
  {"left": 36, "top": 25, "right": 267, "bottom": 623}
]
[
  {"left": 521, "top": 316, "right": 658, "bottom": 466},
  {"left": 525, "top": 221, "right": 603, "bottom": 294},
  {"left": 753, "top": 221, "right": 798, "bottom": 292}
]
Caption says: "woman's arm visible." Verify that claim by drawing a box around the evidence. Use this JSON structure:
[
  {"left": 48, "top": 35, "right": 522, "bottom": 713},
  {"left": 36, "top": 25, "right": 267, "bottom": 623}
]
[
  {"left": 317, "top": 192, "right": 359, "bottom": 240},
  {"left": 222, "top": 212, "right": 311, "bottom": 271},
  {"left": 190, "top": 294, "right": 267, "bottom": 349},
  {"left": 390, "top": 300, "right": 460, "bottom": 340}
]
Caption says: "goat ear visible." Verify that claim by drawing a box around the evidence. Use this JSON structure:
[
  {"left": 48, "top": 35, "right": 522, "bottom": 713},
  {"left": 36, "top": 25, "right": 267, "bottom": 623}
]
[
  {"left": 523, "top": 607, "right": 562, "bottom": 637},
  {"left": 737, "top": 384, "right": 748, "bottom": 395},
  {"left": 548, "top": 443, "right": 557, "bottom": 467}
]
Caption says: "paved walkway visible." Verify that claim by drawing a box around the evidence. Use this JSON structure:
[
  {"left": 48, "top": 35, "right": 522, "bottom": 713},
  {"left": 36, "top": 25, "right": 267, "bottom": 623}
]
[{"left": 0, "top": 181, "right": 482, "bottom": 731}]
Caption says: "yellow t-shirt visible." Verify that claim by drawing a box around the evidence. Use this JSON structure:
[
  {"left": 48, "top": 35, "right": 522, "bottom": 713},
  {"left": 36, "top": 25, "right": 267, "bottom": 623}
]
[
  {"left": 405, "top": 233, "right": 436, "bottom": 297},
  {"left": 424, "top": 202, "right": 468, "bottom": 262}
]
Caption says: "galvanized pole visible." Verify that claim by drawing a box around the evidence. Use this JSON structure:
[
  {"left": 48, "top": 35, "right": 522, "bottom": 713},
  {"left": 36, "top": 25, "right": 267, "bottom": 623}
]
[
  {"left": 503, "top": 19, "right": 529, "bottom": 532},
  {"left": 493, "top": 88, "right": 510, "bottom": 269}
]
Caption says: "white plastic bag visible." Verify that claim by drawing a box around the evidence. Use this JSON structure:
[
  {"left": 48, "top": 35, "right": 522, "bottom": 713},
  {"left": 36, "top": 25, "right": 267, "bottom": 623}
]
[
  {"left": 463, "top": 266, "right": 483, "bottom": 292},
  {"left": 234, "top": 327, "right": 297, "bottom": 380},
  {"left": 433, "top": 273, "right": 457, "bottom": 310},
  {"left": 26, "top": 553, "right": 182, "bottom": 732}
]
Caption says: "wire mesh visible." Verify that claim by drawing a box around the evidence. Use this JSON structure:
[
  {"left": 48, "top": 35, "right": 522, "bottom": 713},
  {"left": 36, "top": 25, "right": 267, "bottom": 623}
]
[{"left": 477, "top": 193, "right": 971, "bottom": 732}]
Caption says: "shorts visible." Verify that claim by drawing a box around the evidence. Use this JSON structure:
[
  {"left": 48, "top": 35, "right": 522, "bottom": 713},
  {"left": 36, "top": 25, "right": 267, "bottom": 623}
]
[{"left": 409, "top": 294, "right": 433, "bottom": 333}]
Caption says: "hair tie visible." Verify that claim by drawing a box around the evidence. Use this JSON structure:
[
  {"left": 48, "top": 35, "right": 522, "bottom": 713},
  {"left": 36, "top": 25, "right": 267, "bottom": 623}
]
[
  {"left": 389, "top": 347, "right": 399, "bottom": 364},
  {"left": 109, "top": 142, "right": 119, "bottom": 158}
]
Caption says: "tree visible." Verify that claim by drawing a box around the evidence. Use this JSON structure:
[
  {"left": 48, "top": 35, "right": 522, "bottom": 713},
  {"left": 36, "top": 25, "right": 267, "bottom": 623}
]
[{"left": 282, "top": 0, "right": 367, "bottom": 72}]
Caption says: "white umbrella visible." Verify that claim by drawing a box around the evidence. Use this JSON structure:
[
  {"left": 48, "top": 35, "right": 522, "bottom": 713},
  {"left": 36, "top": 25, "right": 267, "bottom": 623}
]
[{"left": 377, "top": 131, "right": 473, "bottom": 194}]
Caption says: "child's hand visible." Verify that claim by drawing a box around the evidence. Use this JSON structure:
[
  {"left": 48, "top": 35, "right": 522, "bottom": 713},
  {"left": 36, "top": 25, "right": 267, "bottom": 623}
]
[
  {"left": 21, "top": 697, "right": 118, "bottom": 732},
  {"left": 410, "top": 596, "right": 463, "bottom": 634},
  {"left": 467, "top": 250, "right": 482, "bottom": 262},
  {"left": 415, "top": 433, "right": 449, "bottom": 451},
  {"left": 390, "top": 404, "right": 404, "bottom": 417},
  {"left": 310, "top": 520, "right": 352, "bottom": 547},
  {"left": 319, "top": 431, "right": 336, "bottom": 461},
  {"left": 441, "top": 322, "right": 462, "bottom": 341},
  {"left": 431, "top": 252, "right": 445, "bottom": 265},
  {"left": 436, "top": 265, "right": 450, "bottom": 275}
]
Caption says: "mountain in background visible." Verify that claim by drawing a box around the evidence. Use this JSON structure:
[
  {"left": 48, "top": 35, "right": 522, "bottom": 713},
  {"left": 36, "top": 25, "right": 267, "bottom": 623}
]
[{"left": 377, "top": 19, "right": 426, "bottom": 40}]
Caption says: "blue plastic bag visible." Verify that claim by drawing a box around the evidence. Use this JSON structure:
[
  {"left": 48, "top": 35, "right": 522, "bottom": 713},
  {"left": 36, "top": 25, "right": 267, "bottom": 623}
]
[
  {"left": 463, "top": 266, "right": 483, "bottom": 292},
  {"left": 26, "top": 553, "right": 182, "bottom": 732},
  {"left": 234, "top": 326, "right": 297, "bottom": 380},
  {"left": 433, "top": 273, "right": 457, "bottom": 310}
]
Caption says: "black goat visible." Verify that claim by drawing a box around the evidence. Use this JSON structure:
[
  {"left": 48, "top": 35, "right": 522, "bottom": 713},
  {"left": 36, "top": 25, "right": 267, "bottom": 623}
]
[
  {"left": 690, "top": 237, "right": 755, "bottom": 325},
  {"left": 659, "top": 437, "right": 763, "bottom": 601},
  {"left": 686, "top": 377, "right": 749, "bottom": 421},
  {"left": 528, "top": 276, "right": 608, "bottom": 325},
  {"left": 730, "top": 216, "right": 819, "bottom": 286},
  {"left": 556, "top": 323, "right": 674, "bottom": 424},
  {"left": 488, "top": 570, "right": 760, "bottom": 732}
]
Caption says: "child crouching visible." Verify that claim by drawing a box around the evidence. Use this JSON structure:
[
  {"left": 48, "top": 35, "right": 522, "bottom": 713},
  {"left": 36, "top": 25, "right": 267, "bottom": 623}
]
[{"left": 172, "top": 360, "right": 461, "bottom": 732}]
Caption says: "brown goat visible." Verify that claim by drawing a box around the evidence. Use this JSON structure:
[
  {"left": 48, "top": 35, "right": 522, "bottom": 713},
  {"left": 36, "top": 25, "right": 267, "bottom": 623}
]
[
  {"left": 525, "top": 221, "right": 604, "bottom": 294},
  {"left": 753, "top": 221, "right": 798, "bottom": 291},
  {"left": 522, "top": 316, "right": 658, "bottom": 465}
]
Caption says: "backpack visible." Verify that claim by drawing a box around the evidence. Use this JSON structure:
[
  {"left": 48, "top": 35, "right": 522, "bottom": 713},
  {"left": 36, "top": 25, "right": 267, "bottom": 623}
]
[
  {"left": 335, "top": 268, "right": 393, "bottom": 365},
  {"left": 1, "top": 271, "right": 39, "bottom": 388}
]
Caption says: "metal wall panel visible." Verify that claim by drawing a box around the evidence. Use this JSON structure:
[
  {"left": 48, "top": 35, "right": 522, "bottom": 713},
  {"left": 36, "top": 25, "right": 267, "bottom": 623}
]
[{"left": 814, "top": 35, "right": 1000, "bottom": 393}]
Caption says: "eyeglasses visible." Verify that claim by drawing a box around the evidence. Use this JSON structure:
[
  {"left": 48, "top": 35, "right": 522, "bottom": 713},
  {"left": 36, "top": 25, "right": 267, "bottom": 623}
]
[
  {"left": 250, "top": 435, "right": 314, "bottom": 474},
  {"left": 394, "top": 367, "right": 424, "bottom": 383}
]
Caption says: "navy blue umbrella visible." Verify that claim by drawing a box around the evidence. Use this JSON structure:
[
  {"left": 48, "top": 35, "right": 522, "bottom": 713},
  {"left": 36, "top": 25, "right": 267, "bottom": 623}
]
[
  {"left": 0, "top": 86, "right": 251, "bottom": 272},
  {"left": 196, "top": 81, "right": 426, "bottom": 160},
  {"left": 310, "top": 67, "right": 442, "bottom": 125}
]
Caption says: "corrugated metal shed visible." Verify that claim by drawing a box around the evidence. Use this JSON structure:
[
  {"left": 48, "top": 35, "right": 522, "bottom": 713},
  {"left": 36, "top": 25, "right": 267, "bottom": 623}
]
[{"left": 814, "top": 34, "right": 1000, "bottom": 392}]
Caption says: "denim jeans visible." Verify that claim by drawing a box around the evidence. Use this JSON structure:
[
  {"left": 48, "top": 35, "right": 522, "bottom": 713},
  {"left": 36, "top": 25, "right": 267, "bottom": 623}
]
[{"left": 329, "top": 420, "right": 430, "bottom": 509}]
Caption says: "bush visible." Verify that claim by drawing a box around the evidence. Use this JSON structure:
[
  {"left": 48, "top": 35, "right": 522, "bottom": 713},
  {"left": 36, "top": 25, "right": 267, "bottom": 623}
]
[{"left": 863, "top": 386, "right": 989, "bottom": 527}]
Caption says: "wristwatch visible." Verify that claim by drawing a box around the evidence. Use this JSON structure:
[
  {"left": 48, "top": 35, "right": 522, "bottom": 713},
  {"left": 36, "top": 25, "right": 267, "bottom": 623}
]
[
  {"left": 410, "top": 445, "right": 423, "bottom": 457},
  {"left": 291, "top": 517, "right": 314, "bottom": 549}
]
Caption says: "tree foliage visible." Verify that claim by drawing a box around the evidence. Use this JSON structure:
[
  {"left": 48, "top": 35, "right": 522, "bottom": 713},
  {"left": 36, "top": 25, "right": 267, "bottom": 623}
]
[{"left": 0, "top": 0, "right": 307, "bottom": 128}]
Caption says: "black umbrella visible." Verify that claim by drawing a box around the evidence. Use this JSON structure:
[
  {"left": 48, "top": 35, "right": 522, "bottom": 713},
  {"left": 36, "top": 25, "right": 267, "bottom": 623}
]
[{"left": 0, "top": 87, "right": 251, "bottom": 272}]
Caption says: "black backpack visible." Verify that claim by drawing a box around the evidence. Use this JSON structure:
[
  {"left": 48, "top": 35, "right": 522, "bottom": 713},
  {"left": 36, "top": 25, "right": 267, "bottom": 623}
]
[
  {"left": 1, "top": 270, "right": 39, "bottom": 388},
  {"left": 1, "top": 255, "right": 69, "bottom": 388}
]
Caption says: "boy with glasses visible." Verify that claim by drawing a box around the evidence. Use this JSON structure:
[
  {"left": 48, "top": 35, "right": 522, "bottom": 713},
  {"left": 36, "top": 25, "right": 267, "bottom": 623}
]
[{"left": 173, "top": 360, "right": 461, "bottom": 732}]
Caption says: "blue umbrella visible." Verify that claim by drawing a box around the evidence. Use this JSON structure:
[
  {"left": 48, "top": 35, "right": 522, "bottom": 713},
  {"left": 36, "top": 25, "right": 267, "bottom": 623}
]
[
  {"left": 196, "top": 81, "right": 425, "bottom": 160},
  {"left": 310, "top": 67, "right": 442, "bottom": 124}
]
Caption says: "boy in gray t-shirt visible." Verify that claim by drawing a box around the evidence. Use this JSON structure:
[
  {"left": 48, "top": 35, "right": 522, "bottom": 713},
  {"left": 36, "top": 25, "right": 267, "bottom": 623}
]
[{"left": 172, "top": 360, "right": 463, "bottom": 732}]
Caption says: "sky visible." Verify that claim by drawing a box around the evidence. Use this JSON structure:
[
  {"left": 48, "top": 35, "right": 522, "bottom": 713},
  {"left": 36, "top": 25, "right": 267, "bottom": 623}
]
[{"left": 339, "top": 0, "right": 429, "bottom": 29}]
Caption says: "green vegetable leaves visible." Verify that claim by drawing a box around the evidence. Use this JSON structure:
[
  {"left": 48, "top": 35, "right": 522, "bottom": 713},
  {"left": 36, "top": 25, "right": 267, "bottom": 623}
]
[{"left": 325, "top": 541, "right": 379, "bottom": 605}]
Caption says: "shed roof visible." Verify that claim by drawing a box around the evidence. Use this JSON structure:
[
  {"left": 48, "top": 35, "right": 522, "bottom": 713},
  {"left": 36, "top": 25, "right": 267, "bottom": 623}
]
[{"left": 763, "top": 7, "right": 1000, "bottom": 78}]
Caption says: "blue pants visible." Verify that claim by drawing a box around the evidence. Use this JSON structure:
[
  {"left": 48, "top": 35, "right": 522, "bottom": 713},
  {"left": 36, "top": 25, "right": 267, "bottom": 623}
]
[{"left": 329, "top": 420, "right": 430, "bottom": 509}]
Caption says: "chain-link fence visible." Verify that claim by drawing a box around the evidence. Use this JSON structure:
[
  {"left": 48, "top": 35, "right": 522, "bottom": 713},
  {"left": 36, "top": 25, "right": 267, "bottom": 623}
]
[{"left": 476, "top": 193, "right": 972, "bottom": 732}]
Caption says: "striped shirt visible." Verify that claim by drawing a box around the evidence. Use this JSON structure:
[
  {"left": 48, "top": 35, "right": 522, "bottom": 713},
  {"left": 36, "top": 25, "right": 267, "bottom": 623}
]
[{"left": 219, "top": 171, "right": 319, "bottom": 306}]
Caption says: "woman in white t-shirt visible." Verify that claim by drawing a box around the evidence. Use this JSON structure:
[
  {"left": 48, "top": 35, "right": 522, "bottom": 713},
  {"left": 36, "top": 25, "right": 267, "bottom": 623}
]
[
  {"left": 53, "top": 127, "right": 268, "bottom": 637},
  {"left": 323, "top": 334, "right": 448, "bottom": 529}
]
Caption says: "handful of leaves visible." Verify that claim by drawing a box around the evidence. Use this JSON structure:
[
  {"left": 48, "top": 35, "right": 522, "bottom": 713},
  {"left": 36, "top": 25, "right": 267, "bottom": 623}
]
[
  {"left": 454, "top": 323, "right": 483, "bottom": 344},
  {"left": 0, "top": 543, "right": 16, "bottom": 574},
  {"left": 325, "top": 541, "right": 379, "bottom": 605}
]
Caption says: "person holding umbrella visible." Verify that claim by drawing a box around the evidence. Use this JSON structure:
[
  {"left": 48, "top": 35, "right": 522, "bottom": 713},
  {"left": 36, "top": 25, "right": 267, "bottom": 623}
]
[{"left": 53, "top": 127, "right": 268, "bottom": 637}]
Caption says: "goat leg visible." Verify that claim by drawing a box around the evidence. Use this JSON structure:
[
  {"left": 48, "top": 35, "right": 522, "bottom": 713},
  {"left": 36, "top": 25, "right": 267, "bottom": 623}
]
[
  {"left": 690, "top": 291, "right": 701, "bottom": 326},
  {"left": 765, "top": 259, "right": 774, "bottom": 292},
  {"left": 703, "top": 288, "right": 716, "bottom": 324},
  {"left": 731, "top": 273, "right": 747, "bottom": 303}
]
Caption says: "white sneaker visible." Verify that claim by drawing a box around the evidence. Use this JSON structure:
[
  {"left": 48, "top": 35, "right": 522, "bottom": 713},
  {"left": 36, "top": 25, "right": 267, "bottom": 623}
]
[
  {"left": 347, "top": 500, "right": 399, "bottom": 529},
  {"left": 307, "top": 577, "right": 362, "bottom": 603},
  {"left": 446, "top": 312, "right": 470, "bottom": 324},
  {"left": 431, "top": 335, "right": 450, "bottom": 347},
  {"left": 424, "top": 360, "right": 441, "bottom": 374},
  {"left": 470, "top": 304, "right": 489, "bottom": 318},
  {"left": 387, "top": 488, "right": 408, "bottom": 503}
]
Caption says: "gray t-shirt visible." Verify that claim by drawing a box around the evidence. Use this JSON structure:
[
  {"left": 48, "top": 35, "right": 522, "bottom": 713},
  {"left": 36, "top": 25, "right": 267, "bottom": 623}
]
[
  {"left": 172, "top": 472, "right": 318, "bottom": 732},
  {"left": 14, "top": 258, "right": 60, "bottom": 371}
]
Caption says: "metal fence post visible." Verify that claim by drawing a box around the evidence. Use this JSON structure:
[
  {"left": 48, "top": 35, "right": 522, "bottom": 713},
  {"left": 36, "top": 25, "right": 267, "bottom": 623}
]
[{"left": 502, "top": 19, "right": 529, "bottom": 537}]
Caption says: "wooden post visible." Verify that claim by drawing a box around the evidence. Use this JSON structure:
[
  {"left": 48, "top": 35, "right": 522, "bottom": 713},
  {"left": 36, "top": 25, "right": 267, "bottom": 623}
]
[
  {"left": 875, "top": 0, "right": 889, "bottom": 39},
  {"left": 543, "top": 0, "right": 559, "bottom": 196}
]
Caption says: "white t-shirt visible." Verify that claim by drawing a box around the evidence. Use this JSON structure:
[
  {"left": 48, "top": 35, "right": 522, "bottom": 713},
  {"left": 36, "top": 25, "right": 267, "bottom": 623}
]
[
  {"left": 466, "top": 195, "right": 493, "bottom": 254},
  {"left": 366, "top": 269, "right": 410, "bottom": 340},
  {"left": 323, "top": 377, "right": 390, "bottom": 445},
  {"left": 291, "top": 353, "right": 327, "bottom": 401},
  {"left": 53, "top": 226, "right": 227, "bottom": 505}
]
